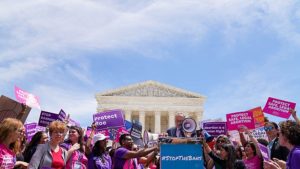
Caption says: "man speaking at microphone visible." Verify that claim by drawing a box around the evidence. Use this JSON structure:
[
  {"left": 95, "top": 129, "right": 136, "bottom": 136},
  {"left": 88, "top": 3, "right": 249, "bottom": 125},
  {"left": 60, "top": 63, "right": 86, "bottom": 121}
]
[{"left": 166, "top": 113, "right": 185, "bottom": 137}]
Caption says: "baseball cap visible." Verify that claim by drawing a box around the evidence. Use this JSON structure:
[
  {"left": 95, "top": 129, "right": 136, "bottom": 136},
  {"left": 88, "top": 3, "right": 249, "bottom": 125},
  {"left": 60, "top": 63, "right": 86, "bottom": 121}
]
[{"left": 93, "top": 133, "right": 109, "bottom": 143}]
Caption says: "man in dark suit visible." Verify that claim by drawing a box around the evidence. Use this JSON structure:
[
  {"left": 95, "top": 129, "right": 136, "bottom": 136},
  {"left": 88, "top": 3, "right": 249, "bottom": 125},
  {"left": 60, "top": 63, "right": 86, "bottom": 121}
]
[
  {"left": 264, "top": 121, "right": 289, "bottom": 161},
  {"left": 166, "top": 113, "right": 185, "bottom": 137}
]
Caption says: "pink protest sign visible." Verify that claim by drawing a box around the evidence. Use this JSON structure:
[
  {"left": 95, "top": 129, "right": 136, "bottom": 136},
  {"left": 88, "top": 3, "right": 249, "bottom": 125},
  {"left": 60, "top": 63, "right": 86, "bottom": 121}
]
[
  {"left": 248, "top": 107, "right": 265, "bottom": 128},
  {"left": 14, "top": 86, "right": 41, "bottom": 109},
  {"left": 263, "top": 97, "right": 296, "bottom": 119},
  {"left": 226, "top": 111, "right": 255, "bottom": 131}
]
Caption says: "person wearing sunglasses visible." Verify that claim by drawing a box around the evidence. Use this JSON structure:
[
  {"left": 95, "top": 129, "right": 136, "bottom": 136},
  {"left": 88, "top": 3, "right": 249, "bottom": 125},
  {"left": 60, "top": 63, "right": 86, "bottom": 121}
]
[
  {"left": 264, "top": 121, "right": 289, "bottom": 161},
  {"left": 264, "top": 120, "right": 300, "bottom": 169}
]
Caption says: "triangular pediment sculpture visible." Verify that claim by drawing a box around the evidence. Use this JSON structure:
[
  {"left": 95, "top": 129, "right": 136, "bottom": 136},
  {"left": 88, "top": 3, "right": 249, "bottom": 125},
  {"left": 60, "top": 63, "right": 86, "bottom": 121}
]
[{"left": 97, "top": 80, "right": 205, "bottom": 98}]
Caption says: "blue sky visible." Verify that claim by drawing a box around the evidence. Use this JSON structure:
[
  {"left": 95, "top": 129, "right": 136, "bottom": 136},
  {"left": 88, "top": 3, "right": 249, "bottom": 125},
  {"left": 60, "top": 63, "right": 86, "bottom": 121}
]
[{"left": 1, "top": 0, "right": 300, "bottom": 127}]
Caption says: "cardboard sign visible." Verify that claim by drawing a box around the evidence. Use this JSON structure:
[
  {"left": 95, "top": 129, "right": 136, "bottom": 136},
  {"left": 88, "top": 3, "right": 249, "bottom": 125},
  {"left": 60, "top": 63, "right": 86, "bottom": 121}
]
[
  {"left": 38, "top": 111, "right": 59, "bottom": 127},
  {"left": 263, "top": 97, "right": 296, "bottom": 119},
  {"left": 14, "top": 86, "right": 41, "bottom": 109},
  {"left": 0, "top": 95, "right": 31, "bottom": 123},
  {"left": 249, "top": 107, "right": 265, "bottom": 128},
  {"left": 226, "top": 111, "right": 255, "bottom": 131},
  {"left": 93, "top": 109, "right": 125, "bottom": 130},
  {"left": 160, "top": 144, "right": 204, "bottom": 169},
  {"left": 202, "top": 122, "right": 227, "bottom": 137},
  {"left": 130, "top": 121, "right": 143, "bottom": 146}
]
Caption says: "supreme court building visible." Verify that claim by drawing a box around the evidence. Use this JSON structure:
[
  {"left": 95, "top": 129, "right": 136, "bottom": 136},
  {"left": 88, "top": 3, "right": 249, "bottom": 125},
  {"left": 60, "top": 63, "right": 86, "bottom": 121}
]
[{"left": 95, "top": 81, "right": 206, "bottom": 133}]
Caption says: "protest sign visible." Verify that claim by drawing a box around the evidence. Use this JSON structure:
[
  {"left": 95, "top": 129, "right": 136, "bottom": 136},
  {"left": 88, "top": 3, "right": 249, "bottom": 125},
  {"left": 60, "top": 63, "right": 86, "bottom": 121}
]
[
  {"left": 161, "top": 144, "right": 204, "bottom": 169},
  {"left": 249, "top": 107, "right": 265, "bottom": 128},
  {"left": 93, "top": 109, "right": 125, "bottom": 130},
  {"left": 124, "top": 120, "right": 132, "bottom": 131},
  {"left": 58, "top": 109, "right": 66, "bottom": 121},
  {"left": 130, "top": 121, "right": 143, "bottom": 146},
  {"left": 251, "top": 127, "right": 268, "bottom": 140},
  {"left": 38, "top": 111, "right": 59, "bottom": 127},
  {"left": 263, "top": 97, "right": 296, "bottom": 119},
  {"left": 25, "top": 122, "right": 37, "bottom": 141},
  {"left": 202, "top": 122, "right": 227, "bottom": 137},
  {"left": 258, "top": 143, "right": 269, "bottom": 161},
  {"left": 14, "top": 86, "right": 41, "bottom": 109},
  {"left": 0, "top": 95, "right": 31, "bottom": 123},
  {"left": 68, "top": 118, "right": 80, "bottom": 127},
  {"left": 226, "top": 111, "right": 255, "bottom": 131}
]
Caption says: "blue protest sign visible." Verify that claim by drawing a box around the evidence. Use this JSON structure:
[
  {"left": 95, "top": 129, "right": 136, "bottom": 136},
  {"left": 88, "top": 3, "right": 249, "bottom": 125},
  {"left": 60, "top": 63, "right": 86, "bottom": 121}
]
[{"left": 160, "top": 144, "right": 204, "bottom": 169}]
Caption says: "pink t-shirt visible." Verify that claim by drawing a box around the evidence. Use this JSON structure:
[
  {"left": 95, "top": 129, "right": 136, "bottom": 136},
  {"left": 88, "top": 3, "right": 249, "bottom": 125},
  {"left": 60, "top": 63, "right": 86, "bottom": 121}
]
[
  {"left": 244, "top": 155, "right": 262, "bottom": 169},
  {"left": 0, "top": 144, "right": 16, "bottom": 169},
  {"left": 66, "top": 150, "right": 88, "bottom": 169}
]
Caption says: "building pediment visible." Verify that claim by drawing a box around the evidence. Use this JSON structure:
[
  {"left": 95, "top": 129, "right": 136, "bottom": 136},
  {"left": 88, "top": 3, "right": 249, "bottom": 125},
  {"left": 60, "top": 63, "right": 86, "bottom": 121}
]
[{"left": 97, "top": 80, "right": 205, "bottom": 98}]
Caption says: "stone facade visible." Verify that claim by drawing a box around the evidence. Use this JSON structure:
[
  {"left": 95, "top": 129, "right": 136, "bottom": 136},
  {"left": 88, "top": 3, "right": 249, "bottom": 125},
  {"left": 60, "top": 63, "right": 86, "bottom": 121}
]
[{"left": 95, "top": 80, "right": 206, "bottom": 133}]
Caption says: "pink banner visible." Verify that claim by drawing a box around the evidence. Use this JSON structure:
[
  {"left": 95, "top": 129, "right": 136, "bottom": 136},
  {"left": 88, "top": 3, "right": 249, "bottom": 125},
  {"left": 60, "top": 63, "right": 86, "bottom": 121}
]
[
  {"left": 14, "top": 86, "right": 41, "bottom": 109},
  {"left": 226, "top": 111, "right": 255, "bottom": 131},
  {"left": 263, "top": 97, "right": 296, "bottom": 119}
]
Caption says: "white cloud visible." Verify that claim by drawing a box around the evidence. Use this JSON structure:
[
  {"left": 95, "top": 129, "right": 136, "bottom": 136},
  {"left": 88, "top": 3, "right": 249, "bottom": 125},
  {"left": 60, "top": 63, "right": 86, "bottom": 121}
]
[{"left": 26, "top": 84, "right": 98, "bottom": 127}]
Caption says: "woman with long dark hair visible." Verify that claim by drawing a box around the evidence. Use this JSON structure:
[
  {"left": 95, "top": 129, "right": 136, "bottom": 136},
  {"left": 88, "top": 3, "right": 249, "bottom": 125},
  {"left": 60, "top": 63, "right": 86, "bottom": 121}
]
[
  {"left": 23, "top": 131, "right": 48, "bottom": 163},
  {"left": 61, "top": 126, "right": 88, "bottom": 169},
  {"left": 88, "top": 133, "right": 111, "bottom": 169},
  {"left": 203, "top": 141, "right": 245, "bottom": 169}
]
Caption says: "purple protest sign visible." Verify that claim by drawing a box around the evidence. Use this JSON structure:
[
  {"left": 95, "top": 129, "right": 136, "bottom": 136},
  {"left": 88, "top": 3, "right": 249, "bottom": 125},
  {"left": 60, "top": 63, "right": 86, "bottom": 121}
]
[
  {"left": 14, "top": 86, "right": 41, "bottom": 109},
  {"left": 25, "top": 122, "right": 37, "bottom": 141},
  {"left": 258, "top": 143, "right": 269, "bottom": 161},
  {"left": 58, "top": 109, "right": 66, "bottom": 121},
  {"left": 36, "top": 125, "right": 46, "bottom": 132},
  {"left": 38, "top": 111, "right": 59, "bottom": 127},
  {"left": 68, "top": 118, "right": 80, "bottom": 127},
  {"left": 203, "top": 122, "right": 227, "bottom": 137},
  {"left": 226, "top": 111, "right": 255, "bottom": 131},
  {"left": 263, "top": 97, "right": 296, "bottom": 119},
  {"left": 93, "top": 109, "right": 125, "bottom": 130}
]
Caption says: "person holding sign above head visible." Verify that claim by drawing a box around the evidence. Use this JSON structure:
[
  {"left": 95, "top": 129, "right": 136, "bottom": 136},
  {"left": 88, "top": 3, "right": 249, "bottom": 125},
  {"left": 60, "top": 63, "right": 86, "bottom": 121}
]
[
  {"left": 28, "top": 121, "right": 68, "bottom": 169},
  {"left": 289, "top": 108, "right": 300, "bottom": 125},
  {"left": 238, "top": 126, "right": 263, "bottom": 169},
  {"left": 113, "top": 134, "right": 158, "bottom": 169}
]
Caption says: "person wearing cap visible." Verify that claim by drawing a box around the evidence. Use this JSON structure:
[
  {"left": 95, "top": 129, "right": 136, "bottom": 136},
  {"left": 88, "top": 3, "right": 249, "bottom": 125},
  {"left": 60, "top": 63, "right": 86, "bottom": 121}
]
[
  {"left": 113, "top": 134, "right": 158, "bottom": 169},
  {"left": 88, "top": 133, "right": 112, "bottom": 169}
]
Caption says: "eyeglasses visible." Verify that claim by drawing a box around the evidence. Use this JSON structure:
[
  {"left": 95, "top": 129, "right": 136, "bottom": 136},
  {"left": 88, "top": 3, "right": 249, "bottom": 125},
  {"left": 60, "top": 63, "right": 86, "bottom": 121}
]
[
  {"left": 53, "top": 131, "right": 64, "bottom": 135},
  {"left": 264, "top": 126, "right": 274, "bottom": 132},
  {"left": 217, "top": 139, "right": 226, "bottom": 143}
]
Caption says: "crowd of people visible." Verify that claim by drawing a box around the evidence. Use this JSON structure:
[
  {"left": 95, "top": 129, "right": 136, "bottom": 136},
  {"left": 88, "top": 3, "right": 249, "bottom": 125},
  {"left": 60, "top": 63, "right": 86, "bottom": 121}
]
[{"left": 0, "top": 107, "right": 300, "bottom": 169}]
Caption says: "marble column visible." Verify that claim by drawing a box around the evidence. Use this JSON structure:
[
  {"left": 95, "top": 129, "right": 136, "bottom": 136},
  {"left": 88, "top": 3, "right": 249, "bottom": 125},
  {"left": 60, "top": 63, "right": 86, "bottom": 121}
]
[
  {"left": 124, "top": 110, "right": 132, "bottom": 122},
  {"left": 168, "top": 111, "right": 175, "bottom": 129},
  {"left": 139, "top": 111, "right": 146, "bottom": 133},
  {"left": 154, "top": 111, "right": 161, "bottom": 133}
]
